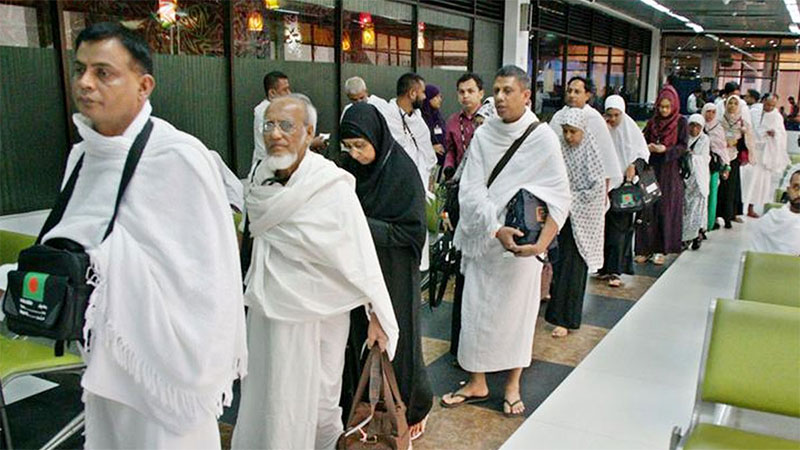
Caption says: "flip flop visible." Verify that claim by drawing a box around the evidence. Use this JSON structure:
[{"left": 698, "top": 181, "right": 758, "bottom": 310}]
[
  {"left": 410, "top": 414, "right": 429, "bottom": 441},
  {"left": 607, "top": 276, "right": 623, "bottom": 287},
  {"left": 440, "top": 391, "right": 490, "bottom": 408},
  {"left": 503, "top": 399, "right": 525, "bottom": 417}
]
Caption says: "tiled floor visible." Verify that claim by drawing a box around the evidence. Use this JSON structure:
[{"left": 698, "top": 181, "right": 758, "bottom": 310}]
[{"left": 8, "top": 220, "right": 738, "bottom": 450}]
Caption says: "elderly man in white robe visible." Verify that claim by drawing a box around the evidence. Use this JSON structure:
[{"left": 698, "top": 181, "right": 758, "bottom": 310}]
[
  {"left": 440, "top": 65, "right": 571, "bottom": 417},
  {"left": 682, "top": 114, "right": 712, "bottom": 249},
  {"left": 340, "top": 76, "right": 389, "bottom": 119},
  {"left": 231, "top": 94, "right": 399, "bottom": 450},
  {"left": 598, "top": 95, "right": 650, "bottom": 287},
  {"left": 550, "top": 76, "right": 623, "bottom": 192},
  {"left": 749, "top": 170, "right": 800, "bottom": 255},
  {"left": 46, "top": 22, "right": 248, "bottom": 448},
  {"left": 742, "top": 95, "right": 790, "bottom": 217}
]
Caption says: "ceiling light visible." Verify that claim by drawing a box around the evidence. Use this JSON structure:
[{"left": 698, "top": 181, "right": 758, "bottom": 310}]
[
  {"left": 692, "top": 45, "right": 697, "bottom": 49},
  {"left": 638, "top": 0, "right": 703, "bottom": 32},
  {"left": 769, "top": 40, "right": 775, "bottom": 44}
]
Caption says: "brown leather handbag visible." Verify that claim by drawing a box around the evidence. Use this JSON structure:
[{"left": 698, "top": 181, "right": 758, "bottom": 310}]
[{"left": 337, "top": 346, "right": 410, "bottom": 450}]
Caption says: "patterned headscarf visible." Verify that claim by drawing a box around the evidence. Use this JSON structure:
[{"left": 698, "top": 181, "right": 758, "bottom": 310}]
[
  {"left": 558, "top": 107, "right": 606, "bottom": 271},
  {"left": 645, "top": 85, "right": 681, "bottom": 148}
]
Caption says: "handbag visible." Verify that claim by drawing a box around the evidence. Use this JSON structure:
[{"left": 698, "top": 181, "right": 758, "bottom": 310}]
[
  {"left": 2, "top": 120, "right": 153, "bottom": 355},
  {"left": 736, "top": 136, "right": 750, "bottom": 166},
  {"left": 709, "top": 152, "right": 723, "bottom": 173},
  {"left": 609, "top": 181, "right": 645, "bottom": 213},
  {"left": 679, "top": 139, "right": 696, "bottom": 180},
  {"left": 633, "top": 158, "right": 662, "bottom": 205},
  {"left": 337, "top": 346, "right": 410, "bottom": 450}
]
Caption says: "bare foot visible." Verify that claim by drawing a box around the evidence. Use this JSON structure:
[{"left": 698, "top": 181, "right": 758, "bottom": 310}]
[
  {"left": 409, "top": 414, "right": 429, "bottom": 441},
  {"left": 440, "top": 381, "right": 489, "bottom": 407},
  {"left": 634, "top": 255, "right": 649, "bottom": 264},
  {"left": 551, "top": 326, "right": 569, "bottom": 338}
]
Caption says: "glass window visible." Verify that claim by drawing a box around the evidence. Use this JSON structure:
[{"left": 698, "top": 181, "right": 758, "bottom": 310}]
[
  {"left": 609, "top": 47, "right": 624, "bottom": 95},
  {"left": 536, "top": 32, "right": 565, "bottom": 117},
  {"left": 591, "top": 45, "right": 609, "bottom": 101},
  {"left": 62, "top": 0, "right": 225, "bottom": 56},
  {"left": 565, "top": 41, "right": 588, "bottom": 81},
  {"left": 0, "top": 0, "right": 53, "bottom": 48},
  {"left": 234, "top": 0, "right": 335, "bottom": 61},
  {"left": 624, "top": 52, "right": 641, "bottom": 102},
  {"left": 342, "top": 7, "right": 412, "bottom": 66},
  {"left": 417, "top": 8, "right": 469, "bottom": 71}
]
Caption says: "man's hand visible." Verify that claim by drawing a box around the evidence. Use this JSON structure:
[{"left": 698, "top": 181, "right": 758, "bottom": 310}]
[
  {"left": 721, "top": 170, "right": 730, "bottom": 180},
  {"left": 433, "top": 144, "right": 445, "bottom": 156},
  {"left": 496, "top": 226, "right": 523, "bottom": 252},
  {"left": 767, "top": 130, "right": 775, "bottom": 137},
  {"left": 366, "top": 312, "right": 388, "bottom": 353},
  {"left": 625, "top": 164, "right": 636, "bottom": 182},
  {"left": 514, "top": 242, "right": 546, "bottom": 258},
  {"left": 310, "top": 136, "right": 327, "bottom": 152},
  {"left": 647, "top": 143, "right": 665, "bottom": 153}
]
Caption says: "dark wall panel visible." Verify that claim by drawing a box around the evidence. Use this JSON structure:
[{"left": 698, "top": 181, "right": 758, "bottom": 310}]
[
  {"left": 473, "top": 19, "right": 503, "bottom": 89},
  {"left": 0, "top": 46, "right": 68, "bottom": 215},
  {"left": 234, "top": 58, "right": 336, "bottom": 177},
  {"left": 150, "top": 54, "right": 231, "bottom": 164}
]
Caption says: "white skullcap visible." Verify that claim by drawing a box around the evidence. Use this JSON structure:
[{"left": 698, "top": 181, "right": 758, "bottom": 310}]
[
  {"left": 604, "top": 95, "right": 626, "bottom": 113},
  {"left": 688, "top": 113, "right": 705, "bottom": 127}
]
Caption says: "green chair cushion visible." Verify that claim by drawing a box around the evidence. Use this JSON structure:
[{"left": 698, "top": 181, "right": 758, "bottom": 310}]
[
  {"left": 739, "top": 252, "right": 800, "bottom": 308},
  {"left": 791, "top": 154, "right": 800, "bottom": 165},
  {"left": 684, "top": 423, "right": 800, "bottom": 450},
  {"left": 703, "top": 299, "right": 800, "bottom": 418},
  {"left": 0, "top": 230, "right": 36, "bottom": 265},
  {"left": 0, "top": 334, "right": 83, "bottom": 383},
  {"left": 763, "top": 202, "right": 784, "bottom": 213},
  {"left": 775, "top": 188, "right": 785, "bottom": 203}
]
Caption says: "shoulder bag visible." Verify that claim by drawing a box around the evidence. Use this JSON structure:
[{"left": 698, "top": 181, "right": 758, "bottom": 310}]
[
  {"left": 2, "top": 120, "right": 153, "bottom": 355},
  {"left": 609, "top": 181, "right": 645, "bottom": 213},
  {"left": 633, "top": 158, "right": 662, "bottom": 205}
]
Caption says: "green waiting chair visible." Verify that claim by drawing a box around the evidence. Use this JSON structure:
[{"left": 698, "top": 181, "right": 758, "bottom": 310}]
[
  {"left": 671, "top": 299, "right": 800, "bottom": 449},
  {"left": 0, "top": 229, "right": 86, "bottom": 450},
  {"left": 735, "top": 251, "right": 800, "bottom": 308},
  {"left": 791, "top": 154, "right": 800, "bottom": 165},
  {"left": 763, "top": 202, "right": 784, "bottom": 213},
  {"left": 774, "top": 188, "right": 785, "bottom": 203}
]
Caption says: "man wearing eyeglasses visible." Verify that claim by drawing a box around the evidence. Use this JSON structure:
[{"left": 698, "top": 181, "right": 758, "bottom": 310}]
[{"left": 232, "top": 94, "right": 399, "bottom": 450}]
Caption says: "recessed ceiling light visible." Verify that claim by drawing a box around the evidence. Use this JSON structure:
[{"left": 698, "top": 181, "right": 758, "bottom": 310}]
[{"left": 692, "top": 45, "right": 697, "bottom": 49}]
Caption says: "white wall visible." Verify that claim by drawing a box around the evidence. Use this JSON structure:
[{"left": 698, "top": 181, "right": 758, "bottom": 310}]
[
  {"left": 503, "top": 0, "right": 530, "bottom": 69},
  {"left": 647, "top": 29, "right": 662, "bottom": 104}
]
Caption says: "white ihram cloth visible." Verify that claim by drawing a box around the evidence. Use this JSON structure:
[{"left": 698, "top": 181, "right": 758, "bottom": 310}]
[
  {"left": 682, "top": 128, "right": 711, "bottom": 241},
  {"left": 742, "top": 108, "right": 790, "bottom": 207},
  {"left": 209, "top": 150, "right": 244, "bottom": 212},
  {"left": 341, "top": 94, "right": 388, "bottom": 120},
  {"left": 251, "top": 98, "right": 270, "bottom": 174},
  {"left": 380, "top": 98, "right": 437, "bottom": 270},
  {"left": 556, "top": 108, "right": 607, "bottom": 272},
  {"left": 42, "top": 102, "right": 247, "bottom": 443},
  {"left": 605, "top": 95, "right": 650, "bottom": 172},
  {"left": 233, "top": 150, "right": 399, "bottom": 449},
  {"left": 749, "top": 203, "right": 800, "bottom": 256},
  {"left": 551, "top": 104, "right": 623, "bottom": 191},
  {"left": 454, "top": 110, "right": 571, "bottom": 372}
]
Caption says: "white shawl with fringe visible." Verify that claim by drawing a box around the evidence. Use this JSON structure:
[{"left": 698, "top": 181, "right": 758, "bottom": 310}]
[
  {"left": 454, "top": 109, "right": 571, "bottom": 259},
  {"left": 244, "top": 151, "right": 400, "bottom": 359},
  {"left": 44, "top": 102, "right": 247, "bottom": 433}
]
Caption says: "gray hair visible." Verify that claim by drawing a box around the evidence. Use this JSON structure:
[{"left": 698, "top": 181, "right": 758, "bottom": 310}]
[
  {"left": 495, "top": 65, "right": 531, "bottom": 90},
  {"left": 344, "top": 76, "right": 367, "bottom": 96},
  {"left": 268, "top": 93, "right": 318, "bottom": 135}
]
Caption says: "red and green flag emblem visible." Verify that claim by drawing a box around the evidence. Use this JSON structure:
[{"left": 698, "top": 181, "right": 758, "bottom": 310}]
[{"left": 22, "top": 272, "right": 49, "bottom": 302}]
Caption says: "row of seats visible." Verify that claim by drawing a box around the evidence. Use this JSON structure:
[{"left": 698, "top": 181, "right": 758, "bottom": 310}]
[{"left": 670, "top": 251, "right": 800, "bottom": 449}]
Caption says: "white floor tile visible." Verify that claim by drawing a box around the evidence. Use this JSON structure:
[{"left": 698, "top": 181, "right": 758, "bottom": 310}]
[{"left": 503, "top": 420, "right": 658, "bottom": 450}]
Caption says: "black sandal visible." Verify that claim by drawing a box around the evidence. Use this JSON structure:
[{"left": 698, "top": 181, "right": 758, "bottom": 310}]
[{"left": 440, "top": 391, "right": 490, "bottom": 408}]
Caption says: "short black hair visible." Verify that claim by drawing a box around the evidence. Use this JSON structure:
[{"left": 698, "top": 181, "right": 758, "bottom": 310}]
[
  {"left": 747, "top": 89, "right": 760, "bottom": 100},
  {"left": 790, "top": 170, "right": 800, "bottom": 185},
  {"left": 761, "top": 92, "right": 770, "bottom": 101},
  {"left": 693, "top": 86, "right": 702, "bottom": 93},
  {"left": 567, "top": 76, "right": 593, "bottom": 94},
  {"left": 264, "top": 71, "right": 288, "bottom": 96},
  {"left": 457, "top": 72, "right": 483, "bottom": 91},
  {"left": 397, "top": 72, "right": 425, "bottom": 97},
  {"left": 495, "top": 65, "right": 530, "bottom": 90},
  {"left": 75, "top": 22, "right": 152, "bottom": 74},
  {"left": 724, "top": 81, "right": 740, "bottom": 95}
]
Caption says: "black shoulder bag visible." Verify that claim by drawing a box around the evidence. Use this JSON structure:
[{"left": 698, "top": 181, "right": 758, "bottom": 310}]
[
  {"left": 633, "top": 158, "right": 662, "bottom": 206},
  {"left": 485, "top": 121, "right": 556, "bottom": 262},
  {"left": 3, "top": 120, "right": 153, "bottom": 355}
]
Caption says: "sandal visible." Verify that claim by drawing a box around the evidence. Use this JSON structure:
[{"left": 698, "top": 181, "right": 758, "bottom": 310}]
[
  {"left": 652, "top": 253, "right": 665, "bottom": 265},
  {"left": 634, "top": 255, "right": 649, "bottom": 264},
  {"left": 440, "top": 391, "right": 490, "bottom": 409},
  {"left": 409, "top": 414, "right": 429, "bottom": 441},
  {"left": 607, "top": 275, "right": 623, "bottom": 287},
  {"left": 503, "top": 399, "right": 525, "bottom": 417},
  {"left": 551, "top": 326, "right": 569, "bottom": 338}
]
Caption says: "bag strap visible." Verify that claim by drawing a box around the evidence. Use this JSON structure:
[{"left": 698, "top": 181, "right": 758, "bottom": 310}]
[
  {"left": 344, "top": 345, "right": 379, "bottom": 426},
  {"left": 102, "top": 119, "right": 154, "bottom": 241},
  {"left": 486, "top": 121, "right": 541, "bottom": 188},
  {"left": 35, "top": 120, "right": 154, "bottom": 245}
]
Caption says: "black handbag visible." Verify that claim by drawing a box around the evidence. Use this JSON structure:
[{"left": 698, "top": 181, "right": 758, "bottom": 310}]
[
  {"left": 609, "top": 181, "right": 645, "bottom": 213},
  {"left": 709, "top": 152, "right": 723, "bottom": 173},
  {"left": 2, "top": 120, "right": 153, "bottom": 355},
  {"left": 633, "top": 158, "right": 662, "bottom": 205}
]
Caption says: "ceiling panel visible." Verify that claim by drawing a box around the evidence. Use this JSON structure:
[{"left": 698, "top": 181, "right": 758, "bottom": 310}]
[{"left": 573, "top": 0, "right": 795, "bottom": 34}]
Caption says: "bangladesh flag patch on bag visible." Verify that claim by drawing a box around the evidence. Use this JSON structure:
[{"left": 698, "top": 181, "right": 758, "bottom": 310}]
[{"left": 22, "top": 272, "right": 49, "bottom": 302}]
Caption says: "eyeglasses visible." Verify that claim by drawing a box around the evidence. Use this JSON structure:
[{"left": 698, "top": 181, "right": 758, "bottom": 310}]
[
  {"left": 263, "top": 120, "right": 297, "bottom": 134},
  {"left": 340, "top": 142, "right": 365, "bottom": 154}
]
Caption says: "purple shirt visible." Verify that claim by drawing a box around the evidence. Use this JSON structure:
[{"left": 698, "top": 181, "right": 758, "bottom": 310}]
[{"left": 444, "top": 110, "right": 477, "bottom": 170}]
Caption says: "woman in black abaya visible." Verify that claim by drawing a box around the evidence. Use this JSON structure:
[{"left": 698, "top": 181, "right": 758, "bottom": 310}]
[{"left": 340, "top": 103, "right": 433, "bottom": 440}]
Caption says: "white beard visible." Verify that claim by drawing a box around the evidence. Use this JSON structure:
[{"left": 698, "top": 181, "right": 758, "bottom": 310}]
[{"left": 265, "top": 152, "right": 297, "bottom": 172}]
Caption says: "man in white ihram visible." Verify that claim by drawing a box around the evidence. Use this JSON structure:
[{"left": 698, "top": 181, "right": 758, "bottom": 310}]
[
  {"left": 47, "top": 22, "right": 247, "bottom": 448},
  {"left": 231, "top": 94, "right": 399, "bottom": 450},
  {"left": 440, "top": 66, "right": 571, "bottom": 417}
]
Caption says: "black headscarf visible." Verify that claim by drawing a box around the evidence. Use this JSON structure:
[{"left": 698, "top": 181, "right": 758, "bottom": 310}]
[{"left": 340, "top": 103, "right": 427, "bottom": 260}]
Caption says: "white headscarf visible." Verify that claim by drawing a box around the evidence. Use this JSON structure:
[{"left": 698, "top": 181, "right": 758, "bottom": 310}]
[
  {"left": 703, "top": 102, "right": 729, "bottom": 165},
  {"left": 557, "top": 108, "right": 606, "bottom": 272},
  {"left": 604, "top": 95, "right": 650, "bottom": 176},
  {"left": 687, "top": 114, "right": 711, "bottom": 197}
]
